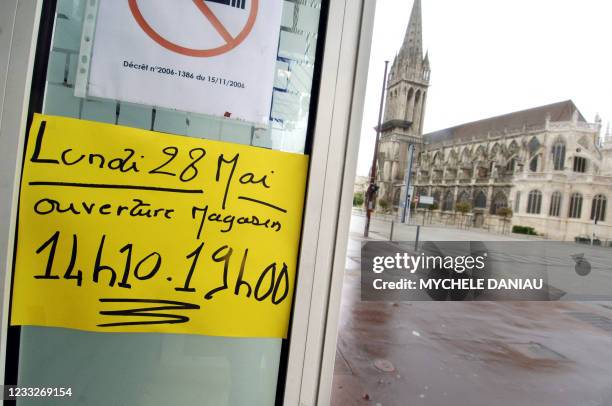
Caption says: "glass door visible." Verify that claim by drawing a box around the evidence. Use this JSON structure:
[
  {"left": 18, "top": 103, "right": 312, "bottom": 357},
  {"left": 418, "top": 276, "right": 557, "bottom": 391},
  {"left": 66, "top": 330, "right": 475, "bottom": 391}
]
[{"left": 6, "top": 0, "right": 326, "bottom": 404}]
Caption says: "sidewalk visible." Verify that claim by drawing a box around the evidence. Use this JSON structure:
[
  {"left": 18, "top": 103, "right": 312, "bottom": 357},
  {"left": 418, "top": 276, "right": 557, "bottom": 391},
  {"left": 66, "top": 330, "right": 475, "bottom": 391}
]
[{"left": 330, "top": 215, "right": 612, "bottom": 406}]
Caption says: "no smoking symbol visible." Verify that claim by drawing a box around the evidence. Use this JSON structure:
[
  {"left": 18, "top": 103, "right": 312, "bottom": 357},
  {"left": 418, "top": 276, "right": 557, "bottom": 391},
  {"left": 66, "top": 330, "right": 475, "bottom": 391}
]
[{"left": 128, "top": 0, "right": 258, "bottom": 57}]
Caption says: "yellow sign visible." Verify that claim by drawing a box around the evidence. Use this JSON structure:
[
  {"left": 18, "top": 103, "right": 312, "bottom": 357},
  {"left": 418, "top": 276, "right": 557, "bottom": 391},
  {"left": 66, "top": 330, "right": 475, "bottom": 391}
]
[{"left": 11, "top": 114, "right": 308, "bottom": 338}]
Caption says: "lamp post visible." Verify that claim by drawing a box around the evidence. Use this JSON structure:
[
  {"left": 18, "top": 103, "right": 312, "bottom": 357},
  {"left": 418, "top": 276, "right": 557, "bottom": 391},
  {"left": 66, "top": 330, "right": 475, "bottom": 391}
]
[
  {"left": 364, "top": 60, "right": 389, "bottom": 238},
  {"left": 401, "top": 143, "right": 415, "bottom": 223}
]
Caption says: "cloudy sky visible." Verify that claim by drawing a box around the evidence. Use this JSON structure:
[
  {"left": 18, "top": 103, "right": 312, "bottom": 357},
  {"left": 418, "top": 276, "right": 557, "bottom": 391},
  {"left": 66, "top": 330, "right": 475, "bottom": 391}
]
[{"left": 356, "top": 0, "right": 612, "bottom": 175}]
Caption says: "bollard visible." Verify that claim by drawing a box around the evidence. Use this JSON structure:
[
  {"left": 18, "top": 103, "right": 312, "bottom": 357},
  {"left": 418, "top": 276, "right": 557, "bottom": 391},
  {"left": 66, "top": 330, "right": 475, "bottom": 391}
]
[
  {"left": 414, "top": 225, "right": 420, "bottom": 251},
  {"left": 390, "top": 220, "right": 394, "bottom": 241}
]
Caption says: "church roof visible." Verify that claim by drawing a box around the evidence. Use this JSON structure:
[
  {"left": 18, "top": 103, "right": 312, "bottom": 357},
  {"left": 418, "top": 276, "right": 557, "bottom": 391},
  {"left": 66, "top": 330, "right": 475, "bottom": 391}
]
[{"left": 424, "top": 100, "right": 586, "bottom": 144}]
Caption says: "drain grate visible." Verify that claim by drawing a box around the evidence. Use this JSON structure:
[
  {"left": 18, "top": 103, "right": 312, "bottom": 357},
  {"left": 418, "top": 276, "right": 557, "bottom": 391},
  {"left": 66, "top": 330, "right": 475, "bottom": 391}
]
[{"left": 566, "top": 312, "right": 612, "bottom": 332}]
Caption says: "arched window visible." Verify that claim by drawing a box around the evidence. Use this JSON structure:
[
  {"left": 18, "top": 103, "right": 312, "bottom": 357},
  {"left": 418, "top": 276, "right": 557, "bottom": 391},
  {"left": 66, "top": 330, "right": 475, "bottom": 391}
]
[
  {"left": 405, "top": 88, "right": 414, "bottom": 121},
  {"left": 443, "top": 191, "right": 454, "bottom": 211},
  {"left": 490, "top": 144, "right": 500, "bottom": 159},
  {"left": 474, "top": 191, "right": 487, "bottom": 208},
  {"left": 433, "top": 190, "right": 441, "bottom": 206},
  {"left": 573, "top": 157, "right": 587, "bottom": 173},
  {"left": 457, "top": 191, "right": 470, "bottom": 205},
  {"left": 529, "top": 155, "right": 539, "bottom": 172},
  {"left": 528, "top": 137, "right": 541, "bottom": 154},
  {"left": 505, "top": 157, "right": 516, "bottom": 173},
  {"left": 568, "top": 193, "right": 583, "bottom": 219},
  {"left": 526, "top": 190, "right": 542, "bottom": 214},
  {"left": 415, "top": 90, "right": 421, "bottom": 103},
  {"left": 433, "top": 152, "right": 442, "bottom": 165},
  {"left": 514, "top": 191, "right": 521, "bottom": 213},
  {"left": 591, "top": 194, "right": 607, "bottom": 222},
  {"left": 490, "top": 192, "right": 508, "bottom": 215},
  {"left": 549, "top": 191, "right": 562, "bottom": 217},
  {"left": 552, "top": 141, "right": 565, "bottom": 170}
]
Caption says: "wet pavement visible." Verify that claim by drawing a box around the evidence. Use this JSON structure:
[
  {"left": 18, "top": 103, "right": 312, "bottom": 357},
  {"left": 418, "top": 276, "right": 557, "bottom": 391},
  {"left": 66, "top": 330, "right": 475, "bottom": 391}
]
[{"left": 331, "top": 215, "right": 612, "bottom": 406}]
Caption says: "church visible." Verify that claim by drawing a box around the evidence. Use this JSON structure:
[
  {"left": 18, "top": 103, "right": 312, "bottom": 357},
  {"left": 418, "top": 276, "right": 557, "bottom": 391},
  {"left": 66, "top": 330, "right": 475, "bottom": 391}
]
[{"left": 376, "top": 0, "right": 612, "bottom": 242}]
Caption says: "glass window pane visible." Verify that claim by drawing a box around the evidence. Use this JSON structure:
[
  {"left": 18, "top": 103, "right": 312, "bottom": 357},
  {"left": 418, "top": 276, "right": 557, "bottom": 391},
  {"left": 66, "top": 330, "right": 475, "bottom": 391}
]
[{"left": 13, "top": 0, "right": 325, "bottom": 404}]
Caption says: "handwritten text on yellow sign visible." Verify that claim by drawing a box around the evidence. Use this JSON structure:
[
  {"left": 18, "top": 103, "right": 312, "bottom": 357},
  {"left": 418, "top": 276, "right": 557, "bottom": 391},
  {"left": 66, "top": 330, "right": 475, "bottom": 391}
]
[{"left": 11, "top": 114, "right": 308, "bottom": 338}]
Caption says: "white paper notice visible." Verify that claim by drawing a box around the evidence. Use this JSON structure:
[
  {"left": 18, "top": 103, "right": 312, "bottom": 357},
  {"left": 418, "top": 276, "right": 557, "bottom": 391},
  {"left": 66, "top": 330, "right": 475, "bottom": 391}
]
[{"left": 88, "top": 0, "right": 282, "bottom": 123}]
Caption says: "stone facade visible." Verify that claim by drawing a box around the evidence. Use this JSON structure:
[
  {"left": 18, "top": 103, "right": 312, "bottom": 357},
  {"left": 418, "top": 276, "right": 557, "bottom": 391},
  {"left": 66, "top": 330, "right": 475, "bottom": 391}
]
[
  {"left": 414, "top": 100, "right": 612, "bottom": 242},
  {"left": 376, "top": 0, "right": 612, "bottom": 242}
]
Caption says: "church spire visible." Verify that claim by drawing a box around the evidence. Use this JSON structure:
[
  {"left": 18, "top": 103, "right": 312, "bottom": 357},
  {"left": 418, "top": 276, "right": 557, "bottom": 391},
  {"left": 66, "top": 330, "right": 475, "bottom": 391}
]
[{"left": 401, "top": 0, "right": 423, "bottom": 65}]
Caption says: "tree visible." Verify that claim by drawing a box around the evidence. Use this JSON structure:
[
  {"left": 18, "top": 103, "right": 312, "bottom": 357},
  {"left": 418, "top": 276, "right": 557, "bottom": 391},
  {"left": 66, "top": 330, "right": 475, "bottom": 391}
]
[
  {"left": 455, "top": 201, "right": 471, "bottom": 214},
  {"left": 455, "top": 202, "right": 472, "bottom": 228},
  {"left": 496, "top": 207, "right": 513, "bottom": 218},
  {"left": 353, "top": 191, "right": 364, "bottom": 207},
  {"left": 378, "top": 199, "right": 389, "bottom": 212},
  {"left": 496, "top": 207, "right": 512, "bottom": 234}
]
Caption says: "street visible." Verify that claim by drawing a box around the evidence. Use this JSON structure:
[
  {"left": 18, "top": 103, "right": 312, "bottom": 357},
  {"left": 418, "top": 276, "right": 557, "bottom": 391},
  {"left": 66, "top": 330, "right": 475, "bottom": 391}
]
[{"left": 331, "top": 214, "right": 612, "bottom": 406}]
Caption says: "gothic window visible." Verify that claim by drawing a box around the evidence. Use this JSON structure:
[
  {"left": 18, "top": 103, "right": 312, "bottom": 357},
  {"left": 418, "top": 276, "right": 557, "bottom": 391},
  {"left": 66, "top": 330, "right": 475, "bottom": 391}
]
[
  {"left": 573, "top": 156, "right": 587, "bottom": 173},
  {"left": 549, "top": 191, "right": 562, "bottom": 217},
  {"left": 507, "top": 141, "right": 519, "bottom": 156},
  {"left": 474, "top": 191, "right": 487, "bottom": 208},
  {"left": 490, "top": 192, "right": 508, "bottom": 215},
  {"left": 568, "top": 193, "right": 583, "bottom": 219},
  {"left": 505, "top": 157, "right": 516, "bottom": 173},
  {"left": 526, "top": 190, "right": 542, "bottom": 214},
  {"left": 528, "top": 137, "right": 541, "bottom": 154},
  {"left": 433, "top": 191, "right": 441, "bottom": 206},
  {"left": 490, "top": 144, "right": 500, "bottom": 159},
  {"left": 457, "top": 191, "right": 470, "bottom": 205},
  {"left": 476, "top": 146, "right": 486, "bottom": 160},
  {"left": 433, "top": 152, "right": 442, "bottom": 165},
  {"left": 552, "top": 141, "right": 565, "bottom": 170},
  {"left": 529, "top": 155, "right": 539, "bottom": 172},
  {"left": 514, "top": 192, "right": 521, "bottom": 213},
  {"left": 443, "top": 191, "right": 454, "bottom": 211},
  {"left": 405, "top": 88, "right": 414, "bottom": 121},
  {"left": 591, "top": 194, "right": 607, "bottom": 222}
]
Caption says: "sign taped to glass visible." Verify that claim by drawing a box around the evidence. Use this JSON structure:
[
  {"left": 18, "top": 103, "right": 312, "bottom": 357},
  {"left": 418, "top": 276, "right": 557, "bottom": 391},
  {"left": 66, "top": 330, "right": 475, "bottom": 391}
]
[
  {"left": 87, "top": 0, "right": 282, "bottom": 123},
  {"left": 11, "top": 114, "right": 309, "bottom": 338}
]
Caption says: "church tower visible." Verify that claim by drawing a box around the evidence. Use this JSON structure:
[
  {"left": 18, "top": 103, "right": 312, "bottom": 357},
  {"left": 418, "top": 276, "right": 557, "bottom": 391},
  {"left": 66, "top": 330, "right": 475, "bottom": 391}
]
[{"left": 377, "top": 0, "right": 430, "bottom": 208}]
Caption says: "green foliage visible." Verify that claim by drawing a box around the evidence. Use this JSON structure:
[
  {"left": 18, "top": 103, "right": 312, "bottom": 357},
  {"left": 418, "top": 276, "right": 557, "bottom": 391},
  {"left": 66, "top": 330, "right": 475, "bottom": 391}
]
[
  {"left": 455, "top": 201, "right": 472, "bottom": 214},
  {"left": 512, "top": 225, "right": 537, "bottom": 235},
  {"left": 378, "top": 199, "right": 389, "bottom": 211},
  {"left": 429, "top": 202, "right": 439, "bottom": 211},
  {"left": 353, "top": 191, "right": 364, "bottom": 207}
]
